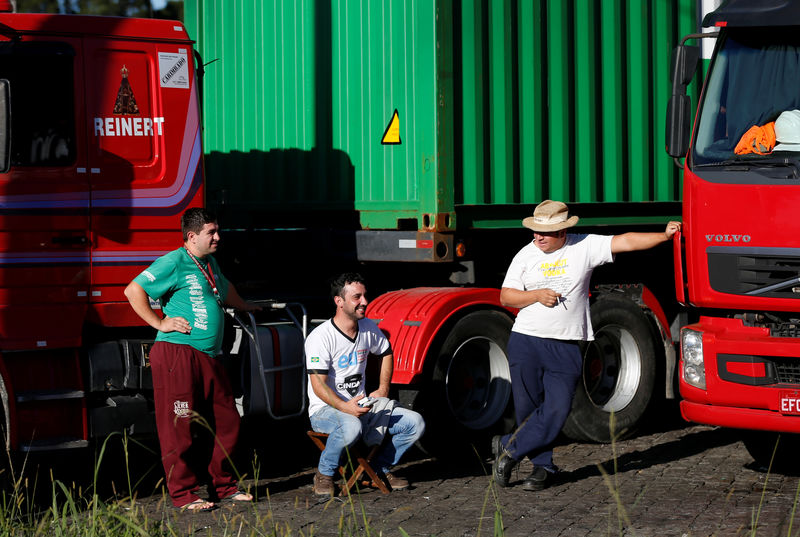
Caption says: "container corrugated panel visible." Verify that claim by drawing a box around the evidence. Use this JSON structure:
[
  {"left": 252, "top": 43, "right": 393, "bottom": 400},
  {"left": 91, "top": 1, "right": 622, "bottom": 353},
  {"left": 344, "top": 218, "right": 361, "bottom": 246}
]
[
  {"left": 329, "top": 0, "right": 441, "bottom": 229},
  {"left": 457, "top": 0, "right": 699, "bottom": 227},
  {"left": 184, "top": 0, "right": 700, "bottom": 231},
  {"left": 184, "top": 0, "right": 351, "bottom": 223}
]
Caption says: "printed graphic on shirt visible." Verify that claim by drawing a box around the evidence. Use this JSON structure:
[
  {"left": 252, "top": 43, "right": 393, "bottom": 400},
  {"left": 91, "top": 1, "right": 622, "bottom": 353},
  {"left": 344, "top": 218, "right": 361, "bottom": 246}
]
[
  {"left": 338, "top": 374, "right": 363, "bottom": 397},
  {"left": 186, "top": 273, "right": 208, "bottom": 331},
  {"left": 533, "top": 257, "right": 573, "bottom": 296},
  {"left": 337, "top": 348, "right": 368, "bottom": 369}
]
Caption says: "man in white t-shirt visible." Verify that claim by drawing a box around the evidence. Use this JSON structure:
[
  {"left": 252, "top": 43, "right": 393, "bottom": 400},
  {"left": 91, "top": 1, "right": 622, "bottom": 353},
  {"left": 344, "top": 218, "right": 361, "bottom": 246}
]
[
  {"left": 305, "top": 273, "right": 425, "bottom": 496},
  {"left": 492, "top": 200, "right": 680, "bottom": 491}
]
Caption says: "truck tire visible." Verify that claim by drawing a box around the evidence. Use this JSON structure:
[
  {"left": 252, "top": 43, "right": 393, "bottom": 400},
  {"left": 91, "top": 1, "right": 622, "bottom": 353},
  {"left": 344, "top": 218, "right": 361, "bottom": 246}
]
[
  {"left": 742, "top": 431, "right": 800, "bottom": 471},
  {"left": 562, "top": 296, "right": 659, "bottom": 442},
  {"left": 414, "top": 310, "right": 515, "bottom": 456}
]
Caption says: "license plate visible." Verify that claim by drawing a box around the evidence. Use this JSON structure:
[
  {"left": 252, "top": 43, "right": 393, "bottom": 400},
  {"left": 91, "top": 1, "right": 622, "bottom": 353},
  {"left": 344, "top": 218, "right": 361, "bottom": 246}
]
[{"left": 779, "top": 390, "right": 800, "bottom": 415}]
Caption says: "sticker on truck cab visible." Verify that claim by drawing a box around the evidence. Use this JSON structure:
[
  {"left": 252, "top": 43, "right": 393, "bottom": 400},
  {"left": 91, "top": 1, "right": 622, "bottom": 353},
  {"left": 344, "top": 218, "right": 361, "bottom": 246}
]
[{"left": 158, "top": 51, "right": 190, "bottom": 89}]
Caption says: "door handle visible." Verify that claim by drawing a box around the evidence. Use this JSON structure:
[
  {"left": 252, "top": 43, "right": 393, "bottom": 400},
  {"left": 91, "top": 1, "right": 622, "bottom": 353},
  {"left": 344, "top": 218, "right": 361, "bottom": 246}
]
[{"left": 52, "top": 235, "right": 89, "bottom": 246}]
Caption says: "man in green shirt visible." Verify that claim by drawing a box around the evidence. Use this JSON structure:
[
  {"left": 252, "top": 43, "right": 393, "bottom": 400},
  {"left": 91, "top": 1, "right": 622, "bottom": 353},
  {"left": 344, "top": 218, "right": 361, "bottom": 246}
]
[{"left": 125, "top": 208, "right": 259, "bottom": 511}]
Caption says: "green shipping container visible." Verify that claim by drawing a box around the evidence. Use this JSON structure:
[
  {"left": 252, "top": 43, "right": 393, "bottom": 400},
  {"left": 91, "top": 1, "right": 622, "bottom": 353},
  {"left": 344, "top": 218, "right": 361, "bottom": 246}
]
[{"left": 184, "top": 0, "right": 699, "bottom": 232}]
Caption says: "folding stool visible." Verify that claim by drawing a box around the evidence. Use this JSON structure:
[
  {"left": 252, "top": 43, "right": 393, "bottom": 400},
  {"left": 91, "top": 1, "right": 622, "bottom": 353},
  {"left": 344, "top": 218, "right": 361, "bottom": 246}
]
[{"left": 306, "top": 430, "right": 390, "bottom": 495}]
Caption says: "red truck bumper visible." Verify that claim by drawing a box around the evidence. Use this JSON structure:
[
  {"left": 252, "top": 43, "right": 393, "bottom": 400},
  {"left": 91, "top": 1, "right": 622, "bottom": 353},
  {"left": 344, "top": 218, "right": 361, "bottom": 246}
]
[
  {"left": 679, "top": 316, "right": 800, "bottom": 432},
  {"left": 681, "top": 400, "right": 800, "bottom": 433}
]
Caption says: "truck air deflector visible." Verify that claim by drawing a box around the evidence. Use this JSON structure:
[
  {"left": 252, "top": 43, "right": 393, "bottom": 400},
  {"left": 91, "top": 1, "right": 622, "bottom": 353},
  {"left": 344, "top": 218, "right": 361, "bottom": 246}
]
[{"left": 703, "top": 0, "right": 800, "bottom": 28}]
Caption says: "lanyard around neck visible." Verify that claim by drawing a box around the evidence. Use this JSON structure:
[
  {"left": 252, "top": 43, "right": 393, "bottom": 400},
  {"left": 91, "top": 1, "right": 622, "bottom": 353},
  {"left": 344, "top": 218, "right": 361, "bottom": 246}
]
[{"left": 184, "top": 247, "right": 222, "bottom": 306}]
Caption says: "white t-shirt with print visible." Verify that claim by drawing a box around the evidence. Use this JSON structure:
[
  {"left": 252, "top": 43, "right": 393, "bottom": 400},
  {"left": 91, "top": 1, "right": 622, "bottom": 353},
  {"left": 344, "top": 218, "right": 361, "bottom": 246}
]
[
  {"left": 305, "top": 318, "right": 392, "bottom": 417},
  {"left": 501, "top": 234, "right": 613, "bottom": 341}
]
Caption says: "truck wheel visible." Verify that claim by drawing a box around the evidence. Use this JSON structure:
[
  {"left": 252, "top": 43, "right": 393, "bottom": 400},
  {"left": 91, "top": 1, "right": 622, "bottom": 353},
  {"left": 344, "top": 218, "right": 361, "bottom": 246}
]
[
  {"left": 415, "top": 310, "right": 515, "bottom": 455},
  {"left": 562, "top": 296, "right": 658, "bottom": 443},
  {"left": 743, "top": 431, "right": 800, "bottom": 471}
]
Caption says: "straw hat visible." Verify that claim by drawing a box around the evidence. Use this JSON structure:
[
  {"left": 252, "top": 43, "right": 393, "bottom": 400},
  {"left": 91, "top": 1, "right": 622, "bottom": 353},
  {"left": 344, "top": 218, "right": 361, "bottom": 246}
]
[{"left": 522, "top": 200, "right": 579, "bottom": 232}]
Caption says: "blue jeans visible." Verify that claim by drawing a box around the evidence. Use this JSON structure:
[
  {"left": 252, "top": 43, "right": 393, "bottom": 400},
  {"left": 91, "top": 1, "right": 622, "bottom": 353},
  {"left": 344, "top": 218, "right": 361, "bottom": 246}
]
[
  {"left": 501, "top": 332, "right": 582, "bottom": 471},
  {"left": 310, "top": 405, "right": 425, "bottom": 476}
]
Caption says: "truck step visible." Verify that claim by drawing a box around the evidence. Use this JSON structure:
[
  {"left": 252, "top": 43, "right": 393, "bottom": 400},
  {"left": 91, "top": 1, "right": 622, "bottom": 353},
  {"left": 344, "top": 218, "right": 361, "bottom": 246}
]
[
  {"left": 20, "top": 437, "right": 89, "bottom": 452},
  {"left": 15, "top": 389, "right": 85, "bottom": 403}
]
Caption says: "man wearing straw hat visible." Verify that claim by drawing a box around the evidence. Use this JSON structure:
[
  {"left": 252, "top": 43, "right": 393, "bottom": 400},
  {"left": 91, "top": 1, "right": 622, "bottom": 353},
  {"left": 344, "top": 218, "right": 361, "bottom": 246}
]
[{"left": 492, "top": 200, "right": 680, "bottom": 491}]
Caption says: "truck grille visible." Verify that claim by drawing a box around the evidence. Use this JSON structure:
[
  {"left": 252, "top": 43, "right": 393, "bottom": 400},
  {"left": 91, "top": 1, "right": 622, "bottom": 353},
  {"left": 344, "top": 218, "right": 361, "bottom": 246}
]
[
  {"left": 770, "top": 324, "right": 800, "bottom": 338},
  {"left": 775, "top": 358, "right": 800, "bottom": 384},
  {"left": 708, "top": 250, "right": 800, "bottom": 298}
]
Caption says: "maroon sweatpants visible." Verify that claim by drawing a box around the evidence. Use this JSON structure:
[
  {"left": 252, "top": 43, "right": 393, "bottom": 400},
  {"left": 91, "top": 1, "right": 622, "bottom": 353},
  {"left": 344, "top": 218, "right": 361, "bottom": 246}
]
[{"left": 150, "top": 341, "right": 240, "bottom": 507}]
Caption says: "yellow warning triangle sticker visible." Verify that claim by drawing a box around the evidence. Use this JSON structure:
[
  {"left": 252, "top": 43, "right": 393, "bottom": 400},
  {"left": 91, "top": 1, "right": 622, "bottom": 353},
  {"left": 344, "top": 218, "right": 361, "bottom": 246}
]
[{"left": 381, "top": 109, "right": 401, "bottom": 145}]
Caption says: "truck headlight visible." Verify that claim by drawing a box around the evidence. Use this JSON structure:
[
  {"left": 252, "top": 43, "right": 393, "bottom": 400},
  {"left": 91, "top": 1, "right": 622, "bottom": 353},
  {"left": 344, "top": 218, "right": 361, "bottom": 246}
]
[{"left": 681, "top": 328, "right": 705, "bottom": 389}]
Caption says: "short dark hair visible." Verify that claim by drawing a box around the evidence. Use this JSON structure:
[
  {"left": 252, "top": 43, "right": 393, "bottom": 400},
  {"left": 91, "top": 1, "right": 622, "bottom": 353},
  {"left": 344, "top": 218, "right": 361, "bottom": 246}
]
[
  {"left": 331, "top": 272, "right": 366, "bottom": 300},
  {"left": 181, "top": 208, "right": 217, "bottom": 241}
]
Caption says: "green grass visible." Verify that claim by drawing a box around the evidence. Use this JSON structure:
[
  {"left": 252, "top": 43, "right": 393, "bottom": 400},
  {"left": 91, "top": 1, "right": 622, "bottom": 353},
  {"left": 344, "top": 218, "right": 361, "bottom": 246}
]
[{"left": 1, "top": 415, "right": 798, "bottom": 537}]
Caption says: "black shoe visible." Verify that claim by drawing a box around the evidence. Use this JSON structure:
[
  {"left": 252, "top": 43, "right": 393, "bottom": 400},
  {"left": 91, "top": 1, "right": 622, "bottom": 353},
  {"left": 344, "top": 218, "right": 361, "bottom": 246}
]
[
  {"left": 491, "top": 435, "right": 517, "bottom": 487},
  {"left": 522, "top": 466, "right": 550, "bottom": 491}
]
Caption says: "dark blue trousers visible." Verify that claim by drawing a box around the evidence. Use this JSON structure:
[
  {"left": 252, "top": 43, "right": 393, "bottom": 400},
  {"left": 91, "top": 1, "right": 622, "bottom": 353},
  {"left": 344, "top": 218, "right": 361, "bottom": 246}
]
[{"left": 501, "top": 332, "right": 582, "bottom": 470}]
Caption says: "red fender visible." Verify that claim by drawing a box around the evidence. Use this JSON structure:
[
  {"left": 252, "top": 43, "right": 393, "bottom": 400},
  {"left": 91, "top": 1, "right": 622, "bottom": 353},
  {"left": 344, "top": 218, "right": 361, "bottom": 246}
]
[
  {"left": 640, "top": 286, "right": 672, "bottom": 342},
  {"left": 366, "top": 287, "right": 514, "bottom": 384}
]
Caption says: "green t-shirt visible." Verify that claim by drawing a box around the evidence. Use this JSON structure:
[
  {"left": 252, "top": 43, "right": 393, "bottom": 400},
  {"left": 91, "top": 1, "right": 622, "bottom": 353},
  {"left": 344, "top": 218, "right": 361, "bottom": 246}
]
[{"left": 133, "top": 248, "right": 230, "bottom": 357}]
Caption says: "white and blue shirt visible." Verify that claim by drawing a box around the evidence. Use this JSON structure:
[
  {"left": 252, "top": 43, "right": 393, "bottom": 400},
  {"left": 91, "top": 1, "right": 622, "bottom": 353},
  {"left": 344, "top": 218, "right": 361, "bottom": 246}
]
[{"left": 305, "top": 318, "right": 391, "bottom": 417}]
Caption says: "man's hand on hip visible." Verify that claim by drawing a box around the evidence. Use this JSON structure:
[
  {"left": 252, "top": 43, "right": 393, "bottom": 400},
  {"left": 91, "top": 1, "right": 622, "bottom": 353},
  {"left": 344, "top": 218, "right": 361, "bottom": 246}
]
[{"left": 159, "top": 316, "right": 191, "bottom": 334}]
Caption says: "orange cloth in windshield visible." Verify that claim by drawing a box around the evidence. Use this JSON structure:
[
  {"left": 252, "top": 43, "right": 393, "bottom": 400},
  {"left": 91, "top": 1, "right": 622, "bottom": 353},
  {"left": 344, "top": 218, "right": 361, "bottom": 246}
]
[{"left": 735, "top": 122, "right": 776, "bottom": 155}]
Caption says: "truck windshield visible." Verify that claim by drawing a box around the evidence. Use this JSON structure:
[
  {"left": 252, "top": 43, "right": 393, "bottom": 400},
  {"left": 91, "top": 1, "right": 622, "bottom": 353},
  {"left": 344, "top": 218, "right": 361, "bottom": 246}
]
[
  {"left": 693, "top": 28, "right": 800, "bottom": 166},
  {"left": 0, "top": 42, "right": 76, "bottom": 168}
]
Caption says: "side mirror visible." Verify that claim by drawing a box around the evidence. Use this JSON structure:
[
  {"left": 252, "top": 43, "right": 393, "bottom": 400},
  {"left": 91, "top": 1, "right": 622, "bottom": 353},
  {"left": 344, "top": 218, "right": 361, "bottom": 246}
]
[
  {"left": 666, "top": 94, "right": 692, "bottom": 158},
  {"left": 670, "top": 45, "right": 700, "bottom": 88},
  {"left": 665, "top": 45, "right": 700, "bottom": 158},
  {"left": 0, "top": 79, "right": 8, "bottom": 173}
]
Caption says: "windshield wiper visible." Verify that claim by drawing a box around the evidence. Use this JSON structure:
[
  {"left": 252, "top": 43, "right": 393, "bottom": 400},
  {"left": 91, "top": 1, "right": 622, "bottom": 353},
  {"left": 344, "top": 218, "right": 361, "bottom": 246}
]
[
  {"left": 694, "top": 157, "right": 764, "bottom": 167},
  {"left": 696, "top": 156, "right": 800, "bottom": 177}
]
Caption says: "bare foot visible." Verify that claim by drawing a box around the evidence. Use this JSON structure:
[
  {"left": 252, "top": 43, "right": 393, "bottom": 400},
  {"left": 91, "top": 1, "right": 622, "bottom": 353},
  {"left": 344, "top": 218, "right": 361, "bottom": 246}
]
[
  {"left": 224, "top": 491, "right": 254, "bottom": 502},
  {"left": 182, "top": 499, "right": 215, "bottom": 512}
]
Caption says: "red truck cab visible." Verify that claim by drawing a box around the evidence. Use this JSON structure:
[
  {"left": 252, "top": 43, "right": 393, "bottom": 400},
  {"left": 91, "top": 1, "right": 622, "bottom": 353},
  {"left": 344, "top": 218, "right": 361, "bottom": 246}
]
[
  {"left": 667, "top": 0, "right": 800, "bottom": 466},
  {"left": 0, "top": 12, "right": 202, "bottom": 451}
]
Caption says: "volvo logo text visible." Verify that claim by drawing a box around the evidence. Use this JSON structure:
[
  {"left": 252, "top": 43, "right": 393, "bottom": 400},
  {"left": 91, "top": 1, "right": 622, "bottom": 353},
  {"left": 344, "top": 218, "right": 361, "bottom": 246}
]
[{"left": 705, "top": 234, "right": 751, "bottom": 243}]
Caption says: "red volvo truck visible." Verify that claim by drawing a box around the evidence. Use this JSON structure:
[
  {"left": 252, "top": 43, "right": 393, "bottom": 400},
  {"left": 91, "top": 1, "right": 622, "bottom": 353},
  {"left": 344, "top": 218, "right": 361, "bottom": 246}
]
[{"left": 667, "top": 0, "right": 800, "bottom": 466}]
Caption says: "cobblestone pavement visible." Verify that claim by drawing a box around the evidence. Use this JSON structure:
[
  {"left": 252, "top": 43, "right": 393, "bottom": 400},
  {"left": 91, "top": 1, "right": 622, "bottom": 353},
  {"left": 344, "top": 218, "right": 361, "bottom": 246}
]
[{"left": 157, "top": 420, "right": 800, "bottom": 536}]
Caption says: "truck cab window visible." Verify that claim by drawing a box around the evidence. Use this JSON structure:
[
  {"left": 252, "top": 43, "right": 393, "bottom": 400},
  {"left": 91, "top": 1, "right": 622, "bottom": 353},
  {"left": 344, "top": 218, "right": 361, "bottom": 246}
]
[
  {"left": 693, "top": 28, "right": 800, "bottom": 165},
  {"left": 0, "top": 42, "right": 76, "bottom": 167}
]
